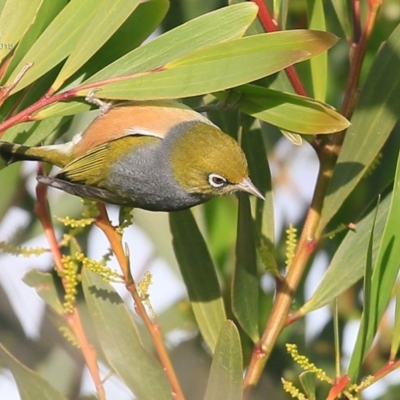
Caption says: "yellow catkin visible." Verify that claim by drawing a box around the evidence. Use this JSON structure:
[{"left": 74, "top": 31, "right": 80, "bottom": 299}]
[
  {"left": 281, "top": 378, "right": 307, "bottom": 400},
  {"left": 59, "top": 234, "right": 72, "bottom": 248},
  {"left": 76, "top": 252, "right": 120, "bottom": 282},
  {"left": 58, "top": 325, "right": 80, "bottom": 348},
  {"left": 56, "top": 215, "right": 95, "bottom": 229},
  {"left": 285, "top": 224, "right": 298, "bottom": 270},
  {"left": 0, "top": 241, "right": 47, "bottom": 257},
  {"left": 345, "top": 384, "right": 359, "bottom": 400},
  {"left": 356, "top": 375, "right": 375, "bottom": 391},
  {"left": 59, "top": 250, "right": 121, "bottom": 313},
  {"left": 60, "top": 255, "right": 80, "bottom": 314},
  {"left": 138, "top": 272, "right": 156, "bottom": 318},
  {"left": 285, "top": 343, "right": 331, "bottom": 383}
]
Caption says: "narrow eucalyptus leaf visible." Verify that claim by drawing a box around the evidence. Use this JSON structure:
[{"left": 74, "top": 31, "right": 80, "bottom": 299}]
[
  {"left": 8, "top": 0, "right": 103, "bottom": 93},
  {"left": 169, "top": 210, "right": 226, "bottom": 352},
  {"left": 23, "top": 269, "right": 64, "bottom": 315},
  {"left": 232, "top": 194, "right": 259, "bottom": 342},
  {"left": 53, "top": 0, "right": 141, "bottom": 89},
  {"left": 82, "top": 269, "right": 173, "bottom": 399},
  {"left": 300, "top": 195, "right": 390, "bottom": 315},
  {"left": 348, "top": 151, "right": 400, "bottom": 379},
  {"left": 86, "top": 3, "right": 259, "bottom": 83},
  {"left": 230, "top": 85, "right": 349, "bottom": 134},
  {"left": 0, "top": 0, "right": 42, "bottom": 63},
  {"left": 0, "top": 342, "right": 67, "bottom": 400},
  {"left": 204, "top": 321, "right": 243, "bottom": 400}
]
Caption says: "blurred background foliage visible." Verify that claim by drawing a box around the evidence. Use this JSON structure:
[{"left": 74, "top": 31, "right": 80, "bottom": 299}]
[{"left": 1, "top": 0, "right": 400, "bottom": 399}]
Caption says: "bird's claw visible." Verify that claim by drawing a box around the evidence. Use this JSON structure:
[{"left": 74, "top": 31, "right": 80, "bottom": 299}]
[{"left": 85, "top": 88, "right": 113, "bottom": 116}]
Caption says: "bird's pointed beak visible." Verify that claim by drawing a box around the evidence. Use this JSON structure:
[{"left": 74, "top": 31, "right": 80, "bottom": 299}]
[{"left": 238, "top": 178, "right": 265, "bottom": 201}]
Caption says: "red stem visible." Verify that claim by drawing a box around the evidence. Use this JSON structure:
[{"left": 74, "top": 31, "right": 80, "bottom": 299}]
[
  {"left": 251, "top": 0, "right": 307, "bottom": 96},
  {"left": 341, "top": 0, "right": 381, "bottom": 119},
  {"left": 35, "top": 171, "right": 105, "bottom": 400},
  {"left": 95, "top": 204, "right": 184, "bottom": 400}
]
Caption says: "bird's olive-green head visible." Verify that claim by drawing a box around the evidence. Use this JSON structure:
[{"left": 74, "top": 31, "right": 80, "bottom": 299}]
[{"left": 169, "top": 121, "right": 262, "bottom": 200}]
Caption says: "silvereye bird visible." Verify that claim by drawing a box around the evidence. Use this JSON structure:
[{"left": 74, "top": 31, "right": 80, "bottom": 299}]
[{"left": 0, "top": 101, "right": 264, "bottom": 211}]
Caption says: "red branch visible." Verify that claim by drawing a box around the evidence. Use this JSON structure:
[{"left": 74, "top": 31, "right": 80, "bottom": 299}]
[{"left": 251, "top": 0, "right": 307, "bottom": 96}]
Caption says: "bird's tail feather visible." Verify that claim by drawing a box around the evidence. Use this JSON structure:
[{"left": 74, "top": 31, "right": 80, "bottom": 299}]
[{"left": 0, "top": 141, "right": 40, "bottom": 165}]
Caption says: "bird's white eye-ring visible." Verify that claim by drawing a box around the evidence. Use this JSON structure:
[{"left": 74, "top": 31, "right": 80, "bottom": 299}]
[{"left": 208, "top": 174, "right": 227, "bottom": 188}]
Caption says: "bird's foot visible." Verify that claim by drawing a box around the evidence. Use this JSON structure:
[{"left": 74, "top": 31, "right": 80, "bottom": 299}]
[{"left": 85, "top": 88, "right": 113, "bottom": 116}]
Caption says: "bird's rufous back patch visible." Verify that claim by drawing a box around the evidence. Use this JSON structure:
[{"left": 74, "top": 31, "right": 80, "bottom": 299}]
[{"left": 73, "top": 104, "right": 213, "bottom": 157}]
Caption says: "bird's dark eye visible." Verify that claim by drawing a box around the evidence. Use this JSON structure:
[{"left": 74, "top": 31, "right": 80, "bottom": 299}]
[{"left": 208, "top": 174, "right": 227, "bottom": 188}]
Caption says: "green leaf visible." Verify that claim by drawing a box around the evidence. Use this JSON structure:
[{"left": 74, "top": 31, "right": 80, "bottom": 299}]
[
  {"left": 92, "top": 30, "right": 337, "bottom": 100},
  {"left": 82, "top": 269, "right": 173, "bottom": 400},
  {"left": 77, "top": 0, "right": 169, "bottom": 79},
  {"left": 23, "top": 269, "right": 64, "bottom": 315},
  {"left": 346, "top": 198, "right": 379, "bottom": 379},
  {"left": 6, "top": 0, "right": 103, "bottom": 94},
  {"left": 0, "top": 163, "right": 21, "bottom": 218},
  {"left": 299, "top": 194, "right": 390, "bottom": 315},
  {"left": 0, "top": 342, "right": 67, "bottom": 400},
  {"left": 166, "top": 30, "right": 334, "bottom": 68},
  {"left": 300, "top": 371, "right": 316, "bottom": 400},
  {"left": 204, "top": 321, "right": 243, "bottom": 400},
  {"left": 0, "top": 0, "right": 42, "bottom": 63},
  {"left": 2, "top": 0, "right": 67, "bottom": 83},
  {"left": 279, "top": 0, "right": 290, "bottom": 29},
  {"left": 232, "top": 194, "right": 259, "bottom": 342},
  {"left": 348, "top": 151, "right": 400, "bottom": 379},
  {"left": 306, "top": 0, "right": 327, "bottom": 101},
  {"left": 330, "top": 0, "right": 352, "bottom": 40},
  {"left": 34, "top": 98, "right": 92, "bottom": 121},
  {"left": 1, "top": 115, "right": 68, "bottom": 145},
  {"left": 169, "top": 210, "right": 226, "bottom": 353},
  {"left": 319, "top": 23, "right": 400, "bottom": 231},
  {"left": 241, "top": 115, "right": 275, "bottom": 257},
  {"left": 86, "top": 3, "right": 259, "bottom": 83},
  {"left": 52, "top": 0, "right": 140, "bottom": 90},
  {"left": 134, "top": 210, "right": 179, "bottom": 273},
  {"left": 203, "top": 198, "right": 239, "bottom": 266},
  {"left": 229, "top": 84, "right": 350, "bottom": 134}
]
